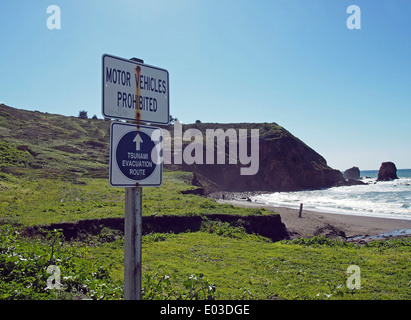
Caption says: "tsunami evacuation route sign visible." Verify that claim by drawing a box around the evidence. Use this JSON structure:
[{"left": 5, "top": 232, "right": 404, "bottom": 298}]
[{"left": 109, "top": 122, "right": 163, "bottom": 187}]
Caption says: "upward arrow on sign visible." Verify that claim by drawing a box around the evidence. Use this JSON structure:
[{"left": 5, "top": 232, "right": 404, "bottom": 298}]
[{"left": 133, "top": 133, "right": 143, "bottom": 151}]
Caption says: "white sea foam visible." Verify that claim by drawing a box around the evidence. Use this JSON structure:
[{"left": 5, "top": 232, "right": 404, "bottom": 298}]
[{"left": 252, "top": 173, "right": 411, "bottom": 220}]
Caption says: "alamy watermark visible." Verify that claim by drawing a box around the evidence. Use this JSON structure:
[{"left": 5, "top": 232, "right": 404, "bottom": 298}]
[
  {"left": 150, "top": 121, "right": 260, "bottom": 176},
  {"left": 347, "top": 5, "right": 361, "bottom": 30},
  {"left": 46, "top": 265, "right": 62, "bottom": 290},
  {"left": 46, "top": 5, "right": 61, "bottom": 30},
  {"left": 44, "top": 263, "right": 362, "bottom": 293},
  {"left": 46, "top": 5, "right": 360, "bottom": 31},
  {"left": 346, "top": 265, "right": 361, "bottom": 290}
]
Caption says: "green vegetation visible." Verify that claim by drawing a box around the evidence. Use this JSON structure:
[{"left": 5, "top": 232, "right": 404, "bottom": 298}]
[
  {"left": 0, "top": 171, "right": 265, "bottom": 226},
  {"left": 0, "top": 141, "right": 33, "bottom": 169},
  {"left": 0, "top": 225, "right": 217, "bottom": 300},
  {"left": 0, "top": 225, "right": 122, "bottom": 300},
  {"left": 143, "top": 233, "right": 411, "bottom": 300},
  {"left": 200, "top": 218, "right": 269, "bottom": 242},
  {"left": 0, "top": 105, "right": 110, "bottom": 180},
  {"left": 1, "top": 104, "right": 410, "bottom": 300},
  {"left": 1, "top": 223, "right": 410, "bottom": 300},
  {"left": 0, "top": 167, "right": 410, "bottom": 300},
  {"left": 1, "top": 167, "right": 409, "bottom": 300}
]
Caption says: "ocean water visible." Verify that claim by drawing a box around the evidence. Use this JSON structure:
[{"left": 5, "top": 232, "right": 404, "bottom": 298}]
[{"left": 252, "top": 169, "right": 411, "bottom": 220}]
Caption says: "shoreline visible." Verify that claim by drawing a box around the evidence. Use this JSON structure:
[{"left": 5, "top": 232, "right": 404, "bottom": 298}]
[{"left": 217, "top": 199, "right": 411, "bottom": 241}]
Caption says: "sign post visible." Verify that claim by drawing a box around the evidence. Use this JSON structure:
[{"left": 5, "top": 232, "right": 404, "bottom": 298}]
[
  {"left": 102, "top": 54, "right": 169, "bottom": 300},
  {"left": 124, "top": 186, "right": 142, "bottom": 300}
]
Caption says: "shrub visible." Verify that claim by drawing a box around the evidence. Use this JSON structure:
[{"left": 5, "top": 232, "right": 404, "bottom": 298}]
[
  {"left": 0, "top": 142, "right": 33, "bottom": 168},
  {"left": 0, "top": 225, "right": 122, "bottom": 300},
  {"left": 282, "top": 235, "right": 351, "bottom": 247},
  {"left": 143, "top": 272, "right": 216, "bottom": 300},
  {"left": 78, "top": 110, "right": 88, "bottom": 119},
  {"left": 0, "top": 225, "right": 217, "bottom": 300}
]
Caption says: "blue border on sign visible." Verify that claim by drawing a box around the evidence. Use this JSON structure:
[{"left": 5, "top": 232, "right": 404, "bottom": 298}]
[{"left": 102, "top": 54, "right": 170, "bottom": 125}]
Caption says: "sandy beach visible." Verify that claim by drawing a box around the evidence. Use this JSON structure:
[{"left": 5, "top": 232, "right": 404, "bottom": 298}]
[{"left": 217, "top": 199, "right": 411, "bottom": 240}]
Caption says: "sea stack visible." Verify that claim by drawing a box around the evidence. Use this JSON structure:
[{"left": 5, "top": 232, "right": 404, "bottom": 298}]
[
  {"left": 377, "top": 162, "right": 398, "bottom": 181},
  {"left": 343, "top": 167, "right": 360, "bottom": 180}
]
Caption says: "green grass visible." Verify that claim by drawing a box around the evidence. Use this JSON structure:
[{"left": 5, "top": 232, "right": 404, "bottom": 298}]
[
  {"left": 140, "top": 233, "right": 411, "bottom": 300},
  {"left": 1, "top": 224, "right": 410, "bottom": 300},
  {"left": 1, "top": 166, "right": 410, "bottom": 300},
  {"left": 0, "top": 105, "right": 111, "bottom": 180},
  {"left": 1, "top": 169, "right": 410, "bottom": 300},
  {"left": 0, "top": 225, "right": 123, "bottom": 300},
  {"left": 0, "top": 170, "right": 268, "bottom": 226},
  {"left": 0, "top": 141, "right": 33, "bottom": 168}
]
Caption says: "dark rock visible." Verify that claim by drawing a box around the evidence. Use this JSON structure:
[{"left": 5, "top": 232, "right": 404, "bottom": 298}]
[
  {"left": 315, "top": 224, "right": 346, "bottom": 239},
  {"left": 334, "top": 179, "right": 367, "bottom": 187},
  {"left": 377, "top": 162, "right": 398, "bottom": 181},
  {"left": 343, "top": 166, "right": 360, "bottom": 180},
  {"left": 180, "top": 188, "right": 205, "bottom": 196}
]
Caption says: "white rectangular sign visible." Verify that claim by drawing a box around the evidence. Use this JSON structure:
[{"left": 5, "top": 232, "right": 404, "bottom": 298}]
[
  {"left": 102, "top": 54, "right": 169, "bottom": 124},
  {"left": 109, "top": 122, "right": 163, "bottom": 187}
]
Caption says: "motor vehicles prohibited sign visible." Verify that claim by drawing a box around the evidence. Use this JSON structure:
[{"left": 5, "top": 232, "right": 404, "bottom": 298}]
[
  {"left": 102, "top": 54, "right": 169, "bottom": 124},
  {"left": 109, "top": 122, "right": 163, "bottom": 187}
]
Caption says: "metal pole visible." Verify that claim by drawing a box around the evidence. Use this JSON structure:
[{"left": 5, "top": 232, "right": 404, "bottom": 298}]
[
  {"left": 124, "top": 186, "right": 143, "bottom": 300},
  {"left": 124, "top": 57, "right": 144, "bottom": 300},
  {"left": 299, "top": 203, "right": 303, "bottom": 218}
]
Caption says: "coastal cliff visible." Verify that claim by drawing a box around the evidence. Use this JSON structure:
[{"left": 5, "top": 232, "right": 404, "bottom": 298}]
[
  {"left": 167, "top": 122, "right": 344, "bottom": 194},
  {"left": 0, "top": 104, "right": 344, "bottom": 193}
]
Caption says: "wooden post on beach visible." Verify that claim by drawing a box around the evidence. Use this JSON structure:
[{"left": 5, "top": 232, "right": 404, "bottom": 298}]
[{"left": 299, "top": 203, "right": 303, "bottom": 218}]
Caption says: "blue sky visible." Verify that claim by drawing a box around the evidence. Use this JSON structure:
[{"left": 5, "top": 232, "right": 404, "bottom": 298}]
[{"left": 0, "top": 0, "right": 410, "bottom": 170}]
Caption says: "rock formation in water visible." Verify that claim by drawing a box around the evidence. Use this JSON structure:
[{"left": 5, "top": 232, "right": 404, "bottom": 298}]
[
  {"left": 377, "top": 162, "right": 398, "bottom": 181},
  {"left": 343, "top": 167, "right": 360, "bottom": 180}
]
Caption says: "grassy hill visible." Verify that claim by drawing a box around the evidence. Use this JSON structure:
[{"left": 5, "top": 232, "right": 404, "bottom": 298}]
[{"left": 0, "top": 104, "right": 110, "bottom": 181}]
